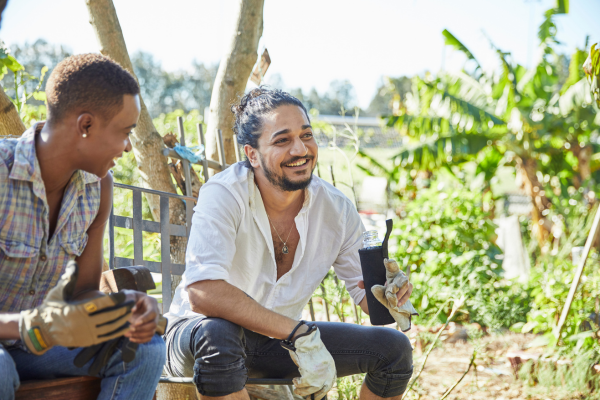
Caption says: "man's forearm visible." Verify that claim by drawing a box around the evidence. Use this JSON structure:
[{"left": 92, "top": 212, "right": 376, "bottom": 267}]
[
  {"left": 188, "top": 280, "right": 306, "bottom": 340},
  {"left": 359, "top": 296, "right": 369, "bottom": 315},
  {"left": 0, "top": 313, "right": 20, "bottom": 340}
]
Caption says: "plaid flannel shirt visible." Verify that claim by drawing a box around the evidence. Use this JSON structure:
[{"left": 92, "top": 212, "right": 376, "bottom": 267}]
[{"left": 0, "top": 122, "right": 101, "bottom": 318}]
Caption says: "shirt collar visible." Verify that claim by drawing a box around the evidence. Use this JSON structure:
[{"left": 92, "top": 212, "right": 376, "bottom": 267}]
[{"left": 9, "top": 121, "right": 101, "bottom": 197}]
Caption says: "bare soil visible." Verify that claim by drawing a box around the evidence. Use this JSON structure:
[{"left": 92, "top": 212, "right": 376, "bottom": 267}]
[{"left": 405, "top": 331, "right": 593, "bottom": 400}]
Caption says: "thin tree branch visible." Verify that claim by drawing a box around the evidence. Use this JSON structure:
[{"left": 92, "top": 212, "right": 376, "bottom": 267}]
[
  {"left": 438, "top": 350, "right": 477, "bottom": 400},
  {"left": 402, "top": 296, "right": 466, "bottom": 399}
]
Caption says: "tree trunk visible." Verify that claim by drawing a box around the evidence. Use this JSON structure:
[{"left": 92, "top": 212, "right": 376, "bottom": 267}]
[
  {"left": 0, "top": 0, "right": 7, "bottom": 28},
  {"left": 516, "top": 156, "right": 552, "bottom": 247},
  {"left": 86, "top": 0, "right": 187, "bottom": 294},
  {"left": 0, "top": 84, "right": 26, "bottom": 137},
  {"left": 205, "top": 0, "right": 264, "bottom": 169}
]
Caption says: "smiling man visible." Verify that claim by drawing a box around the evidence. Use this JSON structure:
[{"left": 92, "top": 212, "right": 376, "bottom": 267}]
[
  {"left": 0, "top": 54, "right": 165, "bottom": 400},
  {"left": 163, "top": 87, "right": 414, "bottom": 399}
]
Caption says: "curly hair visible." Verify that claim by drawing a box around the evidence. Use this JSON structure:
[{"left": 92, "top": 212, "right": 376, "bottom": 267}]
[
  {"left": 231, "top": 86, "right": 309, "bottom": 168},
  {"left": 45, "top": 53, "right": 140, "bottom": 125}
]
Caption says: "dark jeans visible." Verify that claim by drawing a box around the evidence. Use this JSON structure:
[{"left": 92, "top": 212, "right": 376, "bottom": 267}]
[{"left": 163, "top": 317, "right": 413, "bottom": 397}]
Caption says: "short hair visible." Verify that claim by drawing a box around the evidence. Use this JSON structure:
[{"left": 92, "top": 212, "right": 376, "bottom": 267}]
[
  {"left": 46, "top": 53, "right": 140, "bottom": 124},
  {"left": 231, "top": 86, "right": 309, "bottom": 168}
]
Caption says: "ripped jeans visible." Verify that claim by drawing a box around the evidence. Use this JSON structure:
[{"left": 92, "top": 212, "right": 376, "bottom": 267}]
[{"left": 163, "top": 317, "right": 413, "bottom": 398}]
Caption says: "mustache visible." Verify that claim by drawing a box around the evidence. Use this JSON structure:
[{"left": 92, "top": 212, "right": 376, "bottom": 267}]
[{"left": 281, "top": 154, "right": 315, "bottom": 166}]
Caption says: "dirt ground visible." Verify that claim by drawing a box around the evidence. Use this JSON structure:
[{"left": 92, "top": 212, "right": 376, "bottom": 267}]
[{"left": 404, "top": 331, "right": 586, "bottom": 400}]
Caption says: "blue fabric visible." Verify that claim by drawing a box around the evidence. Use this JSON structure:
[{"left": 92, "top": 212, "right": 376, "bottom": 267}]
[
  {"left": 173, "top": 144, "right": 205, "bottom": 164},
  {"left": 0, "top": 335, "right": 166, "bottom": 400}
]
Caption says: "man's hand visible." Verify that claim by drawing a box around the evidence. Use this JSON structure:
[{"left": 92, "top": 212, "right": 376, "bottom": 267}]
[
  {"left": 282, "top": 324, "right": 336, "bottom": 400},
  {"left": 122, "top": 290, "right": 159, "bottom": 344},
  {"left": 19, "top": 261, "right": 134, "bottom": 355},
  {"left": 369, "top": 258, "right": 418, "bottom": 331},
  {"left": 358, "top": 268, "right": 414, "bottom": 307}
]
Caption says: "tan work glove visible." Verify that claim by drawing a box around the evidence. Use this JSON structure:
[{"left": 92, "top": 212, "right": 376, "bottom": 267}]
[
  {"left": 372, "top": 258, "right": 419, "bottom": 332},
  {"left": 282, "top": 323, "right": 336, "bottom": 400},
  {"left": 19, "top": 261, "right": 134, "bottom": 355}
]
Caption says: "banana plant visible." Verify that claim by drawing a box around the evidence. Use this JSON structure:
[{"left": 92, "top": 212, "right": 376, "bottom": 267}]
[{"left": 360, "top": 6, "right": 599, "bottom": 248}]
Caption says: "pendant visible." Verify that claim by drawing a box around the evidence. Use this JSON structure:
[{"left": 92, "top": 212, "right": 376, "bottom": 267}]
[{"left": 282, "top": 244, "right": 289, "bottom": 254}]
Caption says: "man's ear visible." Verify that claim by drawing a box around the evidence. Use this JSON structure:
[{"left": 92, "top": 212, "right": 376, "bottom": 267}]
[
  {"left": 76, "top": 113, "right": 94, "bottom": 139},
  {"left": 245, "top": 145, "right": 260, "bottom": 168}
]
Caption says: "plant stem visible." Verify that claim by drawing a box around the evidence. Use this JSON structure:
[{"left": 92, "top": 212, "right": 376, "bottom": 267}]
[
  {"left": 438, "top": 350, "right": 476, "bottom": 400},
  {"left": 402, "top": 296, "right": 465, "bottom": 399}
]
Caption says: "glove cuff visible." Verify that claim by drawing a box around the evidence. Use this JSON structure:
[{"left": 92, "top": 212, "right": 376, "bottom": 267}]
[
  {"left": 281, "top": 322, "right": 317, "bottom": 352},
  {"left": 19, "top": 309, "right": 51, "bottom": 355}
]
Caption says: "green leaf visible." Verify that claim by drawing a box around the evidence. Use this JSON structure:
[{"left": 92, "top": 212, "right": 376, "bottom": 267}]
[
  {"left": 442, "top": 29, "right": 482, "bottom": 73},
  {"left": 39, "top": 66, "right": 48, "bottom": 81},
  {"left": 0, "top": 55, "right": 23, "bottom": 73},
  {"left": 32, "top": 91, "right": 46, "bottom": 102},
  {"left": 556, "top": 0, "right": 569, "bottom": 14},
  {"left": 560, "top": 48, "right": 586, "bottom": 94}
]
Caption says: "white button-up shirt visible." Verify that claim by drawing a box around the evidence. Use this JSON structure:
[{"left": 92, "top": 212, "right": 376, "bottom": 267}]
[{"left": 165, "top": 163, "right": 366, "bottom": 324}]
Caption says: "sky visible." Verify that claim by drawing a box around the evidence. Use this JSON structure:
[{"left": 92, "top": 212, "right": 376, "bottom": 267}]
[{"left": 1, "top": 0, "right": 599, "bottom": 108}]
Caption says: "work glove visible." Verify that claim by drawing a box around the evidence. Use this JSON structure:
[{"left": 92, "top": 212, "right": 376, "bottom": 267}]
[
  {"left": 281, "top": 322, "right": 336, "bottom": 400},
  {"left": 371, "top": 258, "right": 419, "bottom": 332},
  {"left": 74, "top": 336, "right": 137, "bottom": 375},
  {"left": 19, "top": 261, "right": 134, "bottom": 355},
  {"left": 74, "top": 315, "right": 168, "bottom": 374}
]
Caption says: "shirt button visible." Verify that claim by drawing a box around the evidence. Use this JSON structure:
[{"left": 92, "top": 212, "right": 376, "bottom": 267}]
[
  {"left": 29, "top": 290, "right": 35, "bottom": 295},
  {"left": 40, "top": 254, "right": 47, "bottom": 262}
]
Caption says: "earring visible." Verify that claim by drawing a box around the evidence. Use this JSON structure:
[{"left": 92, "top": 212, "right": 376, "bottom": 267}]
[{"left": 82, "top": 133, "right": 88, "bottom": 138}]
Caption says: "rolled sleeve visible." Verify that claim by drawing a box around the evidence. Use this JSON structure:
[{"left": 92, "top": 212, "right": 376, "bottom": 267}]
[
  {"left": 332, "top": 202, "right": 366, "bottom": 305},
  {"left": 183, "top": 182, "right": 242, "bottom": 288}
]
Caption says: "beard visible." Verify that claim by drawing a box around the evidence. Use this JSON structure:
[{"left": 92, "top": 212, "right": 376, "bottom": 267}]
[{"left": 259, "top": 153, "right": 314, "bottom": 192}]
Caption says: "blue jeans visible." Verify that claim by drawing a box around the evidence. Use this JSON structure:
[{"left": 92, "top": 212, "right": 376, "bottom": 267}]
[
  {"left": 163, "top": 317, "right": 413, "bottom": 397},
  {"left": 0, "top": 335, "right": 165, "bottom": 400}
]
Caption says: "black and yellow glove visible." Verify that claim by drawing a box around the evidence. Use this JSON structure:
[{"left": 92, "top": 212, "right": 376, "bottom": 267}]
[{"left": 19, "top": 261, "right": 134, "bottom": 355}]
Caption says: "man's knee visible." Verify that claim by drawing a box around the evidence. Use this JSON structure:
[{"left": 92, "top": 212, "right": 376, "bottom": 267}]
[
  {"left": 366, "top": 329, "right": 413, "bottom": 397},
  {"left": 191, "top": 317, "right": 246, "bottom": 363},
  {"left": 191, "top": 318, "right": 247, "bottom": 397},
  {"left": 0, "top": 346, "right": 19, "bottom": 400}
]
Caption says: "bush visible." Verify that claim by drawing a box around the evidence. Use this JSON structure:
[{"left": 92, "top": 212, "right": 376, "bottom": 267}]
[{"left": 392, "top": 179, "right": 529, "bottom": 328}]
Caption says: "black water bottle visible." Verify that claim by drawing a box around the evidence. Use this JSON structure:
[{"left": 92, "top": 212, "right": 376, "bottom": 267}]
[{"left": 358, "top": 219, "right": 396, "bottom": 326}]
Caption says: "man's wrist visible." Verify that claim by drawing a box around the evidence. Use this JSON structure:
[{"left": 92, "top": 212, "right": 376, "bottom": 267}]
[
  {"left": 0, "top": 313, "right": 22, "bottom": 340},
  {"left": 292, "top": 324, "right": 309, "bottom": 340}
]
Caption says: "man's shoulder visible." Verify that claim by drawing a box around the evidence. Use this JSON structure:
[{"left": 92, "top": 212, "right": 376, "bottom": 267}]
[
  {"left": 199, "top": 162, "right": 251, "bottom": 207},
  {"left": 0, "top": 138, "right": 19, "bottom": 177},
  {"left": 205, "top": 162, "right": 250, "bottom": 192}
]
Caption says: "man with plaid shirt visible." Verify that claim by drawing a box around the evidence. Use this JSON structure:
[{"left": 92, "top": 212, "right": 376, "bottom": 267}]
[{"left": 0, "top": 54, "right": 165, "bottom": 400}]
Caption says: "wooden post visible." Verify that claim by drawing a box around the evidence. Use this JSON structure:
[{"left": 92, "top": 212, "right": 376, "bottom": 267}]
[
  {"left": 216, "top": 129, "right": 227, "bottom": 169},
  {"left": 329, "top": 165, "right": 336, "bottom": 186},
  {"left": 197, "top": 124, "right": 210, "bottom": 183},
  {"left": 232, "top": 134, "right": 241, "bottom": 163},
  {"left": 555, "top": 206, "right": 600, "bottom": 339},
  {"left": 320, "top": 281, "right": 331, "bottom": 322},
  {"left": 308, "top": 298, "right": 316, "bottom": 321},
  {"left": 177, "top": 117, "right": 193, "bottom": 197}
]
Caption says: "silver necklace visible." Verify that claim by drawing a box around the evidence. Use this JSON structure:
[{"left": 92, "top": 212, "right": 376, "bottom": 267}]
[{"left": 266, "top": 214, "right": 294, "bottom": 254}]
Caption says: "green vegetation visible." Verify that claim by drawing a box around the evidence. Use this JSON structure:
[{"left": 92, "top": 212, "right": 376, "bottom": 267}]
[{"left": 4, "top": 3, "right": 600, "bottom": 396}]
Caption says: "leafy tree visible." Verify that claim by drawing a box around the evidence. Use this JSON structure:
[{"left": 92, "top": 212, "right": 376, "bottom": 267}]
[
  {"left": 360, "top": 7, "right": 599, "bottom": 249},
  {"left": 131, "top": 51, "right": 217, "bottom": 117},
  {"left": 365, "top": 76, "right": 412, "bottom": 117}
]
